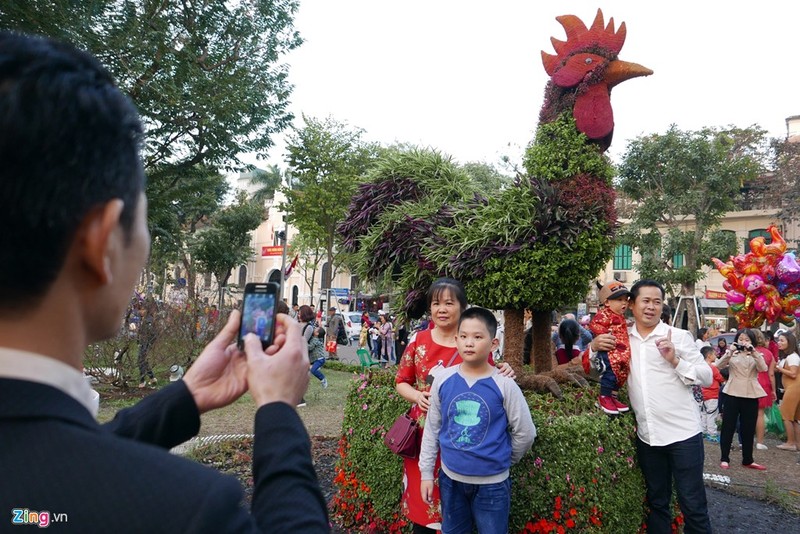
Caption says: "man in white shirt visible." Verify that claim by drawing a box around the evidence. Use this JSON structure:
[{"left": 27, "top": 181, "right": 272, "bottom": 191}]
[{"left": 590, "top": 280, "right": 712, "bottom": 534}]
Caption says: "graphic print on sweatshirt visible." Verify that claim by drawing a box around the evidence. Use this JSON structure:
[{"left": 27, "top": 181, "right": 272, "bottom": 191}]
[{"left": 446, "top": 391, "right": 490, "bottom": 450}]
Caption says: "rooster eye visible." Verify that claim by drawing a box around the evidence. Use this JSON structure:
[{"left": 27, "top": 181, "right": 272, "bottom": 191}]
[{"left": 585, "top": 58, "right": 593, "bottom": 64}]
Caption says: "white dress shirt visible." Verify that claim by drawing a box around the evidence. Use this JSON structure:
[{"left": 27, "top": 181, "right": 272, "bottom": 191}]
[
  {"left": 627, "top": 322, "right": 713, "bottom": 446},
  {"left": 0, "top": 347, "right": 99, "bottom": 417}
]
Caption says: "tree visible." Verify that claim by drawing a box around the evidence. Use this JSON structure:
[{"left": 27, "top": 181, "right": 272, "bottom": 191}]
[
  {"left": 617, "top": 125, "right": 767, "bottom": 333},
  {"left": 775, "top": 137, "right": 800, "bottom": 223},
  {"left": 248, "top": 165, "right": 284, "bottom": 205},
  {"left": 147, "top": 165, "right": 228, "bottom": 301},
  {"left": 459, "top": 161, "right": 513, "bottom": 196},
  {"left": 281, "top": 116, "right": 378, "bottom": 287},
  {"left": 192, "top": 192, "right": 265, "bottom": 307},
  {"left": 288, "top": 233, "right": 326, "bottom": 306},
  {"left": 2, "top": 0, "right": 302, "bottom": 170},
  {"left": 1, "top": 0, "right": 302, "bottom": 199}
]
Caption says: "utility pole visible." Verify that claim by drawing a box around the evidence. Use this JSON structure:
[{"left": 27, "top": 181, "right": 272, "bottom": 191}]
[{"left": 278, "top": 228, "right": 287, "bottom": 301}]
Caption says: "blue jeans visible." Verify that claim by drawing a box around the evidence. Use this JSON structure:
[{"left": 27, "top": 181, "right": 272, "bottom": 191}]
[
  {"left": 598, "top": 351, "right": 618, "bottom": 396},
  {"left": 636, "top": 433, "right": 711, "bottom": 534},
  {"left": 438, "top": 470, "right": 510, "bottom": 534},
  {"left": 310, "top": 358, "right": 326, "bottom": 381}
]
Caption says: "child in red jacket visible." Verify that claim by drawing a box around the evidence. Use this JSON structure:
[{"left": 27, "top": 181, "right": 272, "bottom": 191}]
[{"left": 587, "top": 281, "right": 632, "bottom": 415}]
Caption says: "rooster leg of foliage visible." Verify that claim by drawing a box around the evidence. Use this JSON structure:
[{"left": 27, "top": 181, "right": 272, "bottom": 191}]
[
  {"left": 517, "top": 371, "right": 563, "bottom": 399},
  {"left": 540, "top": 368, "right": 589, "bottom": 388},
  {"left": 503, "top": 308, "right": 524, "bottom": 369},
  {"left": 531, "top": 311, "right": 553, "bottom": 373}
]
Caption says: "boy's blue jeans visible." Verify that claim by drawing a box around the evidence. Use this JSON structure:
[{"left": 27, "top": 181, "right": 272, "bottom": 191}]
[{"left": 438, "top": 470, "right": 510, "bottom": 534}]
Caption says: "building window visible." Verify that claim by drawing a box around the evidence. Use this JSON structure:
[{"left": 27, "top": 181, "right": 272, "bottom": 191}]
[
  {"left": 238, "top": 266, "right": 247, "bottom": 287},
  {"left": 672, "top": 253, "right": 684, "bottom": 269},
  {"left": 204, "top": 272, "right": 212, "bottom": 289},
  {"left": 745, "top": 229, "right": 771, "bottom": 253},
  {"left": 321, "top": 262, "right": 331, "bottom": 289},
  {"left": 613, "top": 245, "right": 632, "bottom": 270}
]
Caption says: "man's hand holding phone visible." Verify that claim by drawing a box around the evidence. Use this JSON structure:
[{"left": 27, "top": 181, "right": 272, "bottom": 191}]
[{"left": 243, "top": 313, "right": 310, "bottom": 408}]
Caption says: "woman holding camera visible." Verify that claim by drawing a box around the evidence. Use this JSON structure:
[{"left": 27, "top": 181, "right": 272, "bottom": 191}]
[{"left": 716, "top": 328, "right": 768, "bottom": 470}]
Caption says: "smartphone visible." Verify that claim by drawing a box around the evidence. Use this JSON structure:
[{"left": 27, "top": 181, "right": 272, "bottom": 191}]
[{"left": 238, "top": 283, "right": 279, "bottom": 350}]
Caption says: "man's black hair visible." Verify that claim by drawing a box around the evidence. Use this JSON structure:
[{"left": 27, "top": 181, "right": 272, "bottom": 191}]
[
  {"left": 458, "top": 307, "right": 497, "bottom": 338},
  {"left": 700, "top": 346, "right": 715, "bottom": 359},
  {"left": 630, "top": 279, "right": 666, "bottom": 302},
  {"left": 0, "top": 32, "right": 144, "bottom": 312}
]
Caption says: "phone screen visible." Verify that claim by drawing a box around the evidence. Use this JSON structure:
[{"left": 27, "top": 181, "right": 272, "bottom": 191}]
[{"left": 239, "top": 288, "right": 277, "bottom": 349}]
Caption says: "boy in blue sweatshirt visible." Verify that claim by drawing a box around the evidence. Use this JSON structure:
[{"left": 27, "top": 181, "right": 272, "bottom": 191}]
[{"left": 419, "top": 307, "right": 536, "bottom": 534}]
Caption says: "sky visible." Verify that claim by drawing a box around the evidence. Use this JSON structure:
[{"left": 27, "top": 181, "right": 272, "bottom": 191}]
[{"left": 253, "top": 0, "right": 800, "bottom": 172}]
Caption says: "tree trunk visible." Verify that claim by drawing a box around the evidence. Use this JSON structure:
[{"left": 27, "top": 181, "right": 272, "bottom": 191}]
[
  {"left": 217, "top": 271, "right": 231, "bottom": 310},
  {"left": 503, "top": 308, "right": 524, "bottom": 371},
  {"left": 182, "top": 254, "right": 196, "bottom": 302},
  {"left": 531, "top": 310, "right": 553, "bottom": 373},
  {"left": 681, "top": 282, "right": 699, "bottom": 335}
]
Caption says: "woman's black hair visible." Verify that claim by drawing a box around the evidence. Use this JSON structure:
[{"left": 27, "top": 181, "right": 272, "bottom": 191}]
[
  {"left": 735, "top": 328, "right": 757, "bottom": 348},
  {"left": 559, "top": 319, "right": 581, "bottom": 362},
  {"left": 426, "top": 277, "right": 467, "bottom": 311},
  {"left": 778, "top": 331, "right": 798, "bottom": 358}
]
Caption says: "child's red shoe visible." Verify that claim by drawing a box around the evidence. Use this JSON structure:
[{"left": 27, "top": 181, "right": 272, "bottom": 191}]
[
  {"left": 597, "top": 395, "right": 619, "bottom": 415},
  {"left": 611, "top": 397, "right": 629, "bottom": 413}
]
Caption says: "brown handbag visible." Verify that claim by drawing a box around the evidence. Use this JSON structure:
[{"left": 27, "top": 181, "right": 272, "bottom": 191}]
[{"left": 383, "top": 411, "right": 420, "bottom": 459}]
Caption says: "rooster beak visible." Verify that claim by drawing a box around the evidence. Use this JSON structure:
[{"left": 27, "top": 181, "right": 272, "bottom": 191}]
[{"left": 605, "top": 59, "right": 653, "bottom": 89}]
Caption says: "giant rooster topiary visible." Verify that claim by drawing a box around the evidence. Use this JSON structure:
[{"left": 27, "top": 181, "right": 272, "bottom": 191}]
[{"left": 339, "top": 9, "right": 652, "bottom": 392}]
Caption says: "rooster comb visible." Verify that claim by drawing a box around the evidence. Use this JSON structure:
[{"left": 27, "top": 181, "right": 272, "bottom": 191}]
[{"left": 542, "top": 9, "right": 627, "bottom": 76}]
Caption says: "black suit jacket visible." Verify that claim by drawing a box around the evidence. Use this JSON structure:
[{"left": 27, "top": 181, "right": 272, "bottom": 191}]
[{"left": 0, "top": 378, "right": 328, "bottom": 533}]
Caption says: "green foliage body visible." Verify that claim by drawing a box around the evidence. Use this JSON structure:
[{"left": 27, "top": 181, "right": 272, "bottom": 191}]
[{"left": 332, "top": 372, "right": 648, "bottom": 533}]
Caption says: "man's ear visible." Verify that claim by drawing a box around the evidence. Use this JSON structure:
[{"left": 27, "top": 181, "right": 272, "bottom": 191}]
[{"left": 79, "top": 199, "right": 125, "bottom": 285}]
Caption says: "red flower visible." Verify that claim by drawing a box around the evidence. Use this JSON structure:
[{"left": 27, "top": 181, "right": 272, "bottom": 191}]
[{"left": 565, "top": 519, "right": 576, "bottom": 528}]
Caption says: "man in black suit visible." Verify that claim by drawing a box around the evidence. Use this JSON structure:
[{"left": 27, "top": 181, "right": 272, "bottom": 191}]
[{"left": 0, "top": 32, "right": 328, "bottom": 532}]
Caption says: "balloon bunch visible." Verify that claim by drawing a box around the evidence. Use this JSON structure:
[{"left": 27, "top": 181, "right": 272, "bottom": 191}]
[{"left": 713, "top": 225, "right": 800, "bottom": 328}]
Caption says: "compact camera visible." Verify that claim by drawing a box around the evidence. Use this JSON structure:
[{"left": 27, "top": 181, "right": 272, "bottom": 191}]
[{"left": 733, "top": 342, "right": 753, "bottom": 352}]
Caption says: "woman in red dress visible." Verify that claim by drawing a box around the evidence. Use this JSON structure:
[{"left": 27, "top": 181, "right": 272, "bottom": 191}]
[{"left": 394, "top": 277, "right": 513, "bottom": 533}]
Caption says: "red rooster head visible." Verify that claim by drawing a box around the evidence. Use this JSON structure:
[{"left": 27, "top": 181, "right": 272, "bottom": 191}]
[{"left": 540, "top": 9, "right": 652, "bottom": 149}]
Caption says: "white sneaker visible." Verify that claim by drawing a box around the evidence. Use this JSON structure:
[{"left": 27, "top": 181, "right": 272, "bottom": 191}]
[
  {"left": 756, "top": 443, "right": 768, "bottom": 450},
  {"left": 321, "top": 378, "right": 328, "bottom": 388}
]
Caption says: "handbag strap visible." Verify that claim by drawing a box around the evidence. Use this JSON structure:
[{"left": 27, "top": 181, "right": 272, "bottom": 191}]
[{"left": 445, "top": 349, "right": 459, "bottom": 367}]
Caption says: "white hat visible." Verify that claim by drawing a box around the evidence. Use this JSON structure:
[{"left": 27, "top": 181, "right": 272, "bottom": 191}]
[{"left": 169, "top": 365, "right": 185, "bottom": 382}]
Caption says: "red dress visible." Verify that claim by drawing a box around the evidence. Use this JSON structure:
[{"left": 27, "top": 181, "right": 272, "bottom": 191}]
[
  {"left": 756, "top": 347, "right": 775, "bottom": 409},
  {"left": 395, "top": 329, "right": 457, "bottom": 528},
  {"left": 395, "top": 329, "right": 497, "bottom": 528}
]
